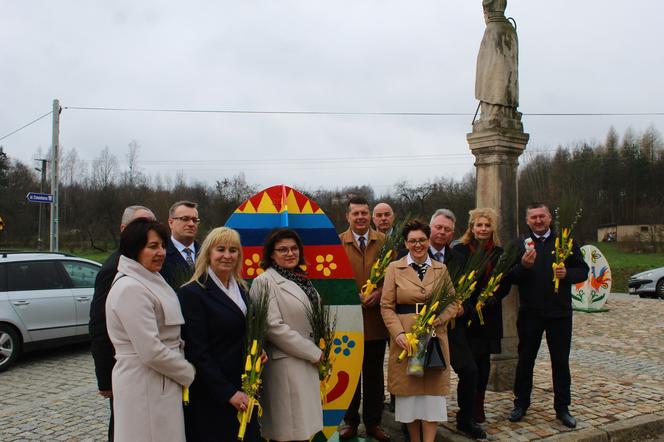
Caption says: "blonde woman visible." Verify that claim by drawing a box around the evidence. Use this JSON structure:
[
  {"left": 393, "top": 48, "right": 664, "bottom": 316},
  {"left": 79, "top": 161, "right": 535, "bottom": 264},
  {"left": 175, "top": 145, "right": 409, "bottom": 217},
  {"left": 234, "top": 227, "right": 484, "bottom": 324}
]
[
  {"left": 178, "top": 227, "right": 260, "bottom": 442},
  {"left": 454, "top": 208, "right": 511, "bottom": 424}
]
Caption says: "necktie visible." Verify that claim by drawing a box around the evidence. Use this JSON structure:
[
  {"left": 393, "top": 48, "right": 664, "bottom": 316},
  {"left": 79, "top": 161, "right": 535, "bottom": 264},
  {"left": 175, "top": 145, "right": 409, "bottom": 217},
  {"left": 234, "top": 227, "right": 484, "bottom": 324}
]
[
  {"left": 539, "top": 236, "right": 547, "bottom": 243},
  {"left": 410, "top": 262, "right": 428, "bottom": 281},
  {"left": 183, "top": 247, "right": 195, "bottom": 268},
  {"left": 358, "top": 236, "right": 366, "bottom": 252},
  {"left": 434, "top": 251, "right": 443, "bottom": 262}
]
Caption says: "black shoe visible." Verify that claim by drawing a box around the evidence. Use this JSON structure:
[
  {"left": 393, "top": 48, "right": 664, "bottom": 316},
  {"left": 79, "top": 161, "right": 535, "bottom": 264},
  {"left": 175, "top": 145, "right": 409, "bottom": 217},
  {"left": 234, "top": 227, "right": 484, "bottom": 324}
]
[
  {"left": 556, "top": 410, "right": 577, "bottom": 428},
  {"left": 508, "top": 406, "right": 526, "bottom": 422},
  {"left": 456, "top": 420, "right": 487, "bottom": 440}
]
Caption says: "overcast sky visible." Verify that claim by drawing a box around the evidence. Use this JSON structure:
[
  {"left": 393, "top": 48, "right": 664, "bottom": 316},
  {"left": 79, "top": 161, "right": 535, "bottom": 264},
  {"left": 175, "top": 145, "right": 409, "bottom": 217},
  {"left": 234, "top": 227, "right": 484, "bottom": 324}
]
[{"left": 2, "top": 1, "right": 663, "bottom": 196}]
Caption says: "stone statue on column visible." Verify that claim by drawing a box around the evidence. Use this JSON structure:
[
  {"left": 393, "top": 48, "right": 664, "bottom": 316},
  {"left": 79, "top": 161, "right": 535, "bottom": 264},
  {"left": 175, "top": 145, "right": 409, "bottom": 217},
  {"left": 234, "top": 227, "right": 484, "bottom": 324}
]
[
  {"left": 467, "top": 0, "right": 528, "bottom": 391},
  {"left": 473, "top": 0, "right": 523, "bottom": 132}
]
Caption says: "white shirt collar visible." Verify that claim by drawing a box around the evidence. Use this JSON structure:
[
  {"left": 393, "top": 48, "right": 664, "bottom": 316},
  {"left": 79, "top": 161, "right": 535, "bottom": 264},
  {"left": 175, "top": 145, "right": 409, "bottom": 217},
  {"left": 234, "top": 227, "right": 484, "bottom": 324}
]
[
  {"left": 352, "top": 230, "right": 370, "bottom": 244},
  {"left": 171, "top": 236, "right": 196, "bottom": 256},
  {"left": 429, "top": 245, "right": 445, "bottom": 259},
  {"left": 533, "top": 229, "right": 551, "bottom": 240},
  {"left": 406, "top": 253, "right": 432, "bottom": 267},
  {"left": 207, "top": 267, "right": 246, "bottom": 315}
]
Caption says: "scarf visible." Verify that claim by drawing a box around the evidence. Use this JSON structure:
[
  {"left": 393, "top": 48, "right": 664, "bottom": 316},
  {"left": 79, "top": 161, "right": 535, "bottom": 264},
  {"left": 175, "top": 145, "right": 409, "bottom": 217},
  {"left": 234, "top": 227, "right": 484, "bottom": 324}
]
[{"left": 271, "top": 264, "right": 319, "bottom": 305}]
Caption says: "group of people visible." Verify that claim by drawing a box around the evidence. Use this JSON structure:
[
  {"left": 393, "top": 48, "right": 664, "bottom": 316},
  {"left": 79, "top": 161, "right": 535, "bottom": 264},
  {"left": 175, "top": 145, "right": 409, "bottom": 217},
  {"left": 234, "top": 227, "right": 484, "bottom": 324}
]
[{"left": 89, "top": 197, "right": 588, "bottom": 442}]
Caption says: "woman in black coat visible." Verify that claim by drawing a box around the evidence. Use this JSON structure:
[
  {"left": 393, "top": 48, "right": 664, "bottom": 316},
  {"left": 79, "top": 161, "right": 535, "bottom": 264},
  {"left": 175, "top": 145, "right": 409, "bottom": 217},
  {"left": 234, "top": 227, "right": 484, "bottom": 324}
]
[
  {"left": 453, "top": 208, "right": 512, "bottom": 424},
  {"left": 178, "top": 227, "right": 260, "bottom": 442}
]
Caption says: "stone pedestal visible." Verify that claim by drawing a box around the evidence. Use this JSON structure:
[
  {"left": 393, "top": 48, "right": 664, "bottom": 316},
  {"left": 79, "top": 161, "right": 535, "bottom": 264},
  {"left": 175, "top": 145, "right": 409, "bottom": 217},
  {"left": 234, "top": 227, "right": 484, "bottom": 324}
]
[{"left": 467, "top": 127, "right": 529, "bottom": 391}]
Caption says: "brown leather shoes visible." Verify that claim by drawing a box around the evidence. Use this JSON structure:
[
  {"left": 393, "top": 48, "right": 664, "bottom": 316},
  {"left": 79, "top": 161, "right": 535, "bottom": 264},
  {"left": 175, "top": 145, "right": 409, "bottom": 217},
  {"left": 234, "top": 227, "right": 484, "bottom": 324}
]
[
  {"left": 366, "top": 425, "right": 391, "bottom": 442},
  {"left": 338, "top": 425, "right": 358, "bottom": 440}
]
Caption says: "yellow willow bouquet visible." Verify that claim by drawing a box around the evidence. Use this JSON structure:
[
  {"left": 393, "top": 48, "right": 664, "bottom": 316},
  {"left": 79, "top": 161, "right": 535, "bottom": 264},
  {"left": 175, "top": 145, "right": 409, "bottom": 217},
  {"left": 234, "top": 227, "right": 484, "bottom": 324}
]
[
  {"left": 397, "top": 274, "right": 455, "bottom": 364},
  {"left": 473, "top": 243, "right": 519, "bottom": 325},
  {"left": 360, "top": 218, "right": 407, "bottom": 298},
  {"left": 552, "top": 207, "right": 583, "bottom": 294},
  {"left": 237, "top": 280, "right": 270, "bottom": 441},
  {"left": 445, "top": 247, "right": 492, "bottom": 327},
  {"left": 306, "top": 294, "right": 337, "bottom": 405}
]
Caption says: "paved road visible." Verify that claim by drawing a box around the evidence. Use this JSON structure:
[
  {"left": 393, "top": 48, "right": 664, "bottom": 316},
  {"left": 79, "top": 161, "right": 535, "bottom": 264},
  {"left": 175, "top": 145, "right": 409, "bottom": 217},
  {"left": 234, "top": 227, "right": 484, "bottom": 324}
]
[{"left": 0, "top": 294, "right": 662, "bottom": 441}]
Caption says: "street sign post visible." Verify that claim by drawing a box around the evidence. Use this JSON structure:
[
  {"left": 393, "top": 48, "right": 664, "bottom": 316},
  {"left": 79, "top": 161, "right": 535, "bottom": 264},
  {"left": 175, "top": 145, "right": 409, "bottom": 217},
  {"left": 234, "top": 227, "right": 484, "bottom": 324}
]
[{"left": 26, "top": 192, "right": 54, "bottom": 204}]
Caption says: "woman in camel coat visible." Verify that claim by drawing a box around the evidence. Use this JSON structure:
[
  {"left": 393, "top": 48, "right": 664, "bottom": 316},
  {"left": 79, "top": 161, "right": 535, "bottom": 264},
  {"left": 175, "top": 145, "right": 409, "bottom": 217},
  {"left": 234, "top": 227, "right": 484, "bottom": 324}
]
[
  {"left": 381, "top": 220, "right": 459, "bottom": 442},
  {"left": 106, "top": 219, "right": 195, "bottom": 442}
]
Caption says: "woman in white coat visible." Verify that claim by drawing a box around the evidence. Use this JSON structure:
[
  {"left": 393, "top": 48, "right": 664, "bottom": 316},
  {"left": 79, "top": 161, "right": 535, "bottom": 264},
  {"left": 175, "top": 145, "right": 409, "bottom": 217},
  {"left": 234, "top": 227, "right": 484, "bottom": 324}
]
[
  {"left": 250, "top": 228, "right": 324, "bottom": 442},
  {"left": 106, "top": 218, "right": 195, "bottom": 442}
]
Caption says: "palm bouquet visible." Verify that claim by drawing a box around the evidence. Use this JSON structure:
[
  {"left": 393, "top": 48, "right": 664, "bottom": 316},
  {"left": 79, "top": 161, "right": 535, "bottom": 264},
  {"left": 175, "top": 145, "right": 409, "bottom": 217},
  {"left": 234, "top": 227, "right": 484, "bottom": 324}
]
[
  {"left": 306, "top": 293, "right": 337, "bottom": 404},
  {"left": 445, "top": 247, "right": 493, "bottom": 327},
  {"left": 552, "top": 207, "right": 583, "bottom": 293},
  {"left": 472, "top": 243, "right": 519, "bottom": 325},
  {"left": 397, "top": 273, "right": 455, "bottom": 363},
  {"left": 360, "top": 218, "right": 407, "bottom": 299},
  {"left": 237, "top": 279, "right": 270, "bottom": 441}
]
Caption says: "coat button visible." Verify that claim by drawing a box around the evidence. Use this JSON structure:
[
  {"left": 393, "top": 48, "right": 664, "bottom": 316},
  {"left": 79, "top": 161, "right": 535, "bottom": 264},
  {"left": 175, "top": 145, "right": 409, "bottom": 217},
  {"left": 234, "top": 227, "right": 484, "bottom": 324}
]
[
  {"left": 421, "top": 288, "right": 425, "bottom": 294},
  {"left": 309, "top": 333, "right": 314, "bottom": 337}
]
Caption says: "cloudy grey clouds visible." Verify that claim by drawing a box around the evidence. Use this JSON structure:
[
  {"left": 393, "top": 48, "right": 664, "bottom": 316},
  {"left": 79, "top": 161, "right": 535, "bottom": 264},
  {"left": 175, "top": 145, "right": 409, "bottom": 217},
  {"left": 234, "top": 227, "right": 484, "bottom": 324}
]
[{"left": 2, "top": 1, "right": 662, "bottom": 195}]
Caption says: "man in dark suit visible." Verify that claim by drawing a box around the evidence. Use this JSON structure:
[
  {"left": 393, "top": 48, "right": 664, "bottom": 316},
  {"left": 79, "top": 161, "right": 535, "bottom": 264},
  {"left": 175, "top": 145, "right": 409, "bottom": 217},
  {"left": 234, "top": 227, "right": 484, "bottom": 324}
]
[
  {"left": 508, "top": 202, "right": 588, "bottom": 428},
  {"left": 160, "top": 200, "right": 201, "bottom": 288},
  {"left": 89, "top": 205, "right": 155, "bottom": 441},
  {"left": 338, "top": 197, "right": 390, "bottom": 442},
  {"left": 429, "top": 209, "right": 486, "bottom": 440}
]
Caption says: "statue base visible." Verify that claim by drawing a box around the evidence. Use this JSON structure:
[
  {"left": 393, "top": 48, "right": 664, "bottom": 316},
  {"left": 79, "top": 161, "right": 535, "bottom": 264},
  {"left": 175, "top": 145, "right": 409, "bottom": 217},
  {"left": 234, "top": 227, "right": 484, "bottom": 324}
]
[{"left": 467, "top": 129, "right": 528, "bottom": 391}]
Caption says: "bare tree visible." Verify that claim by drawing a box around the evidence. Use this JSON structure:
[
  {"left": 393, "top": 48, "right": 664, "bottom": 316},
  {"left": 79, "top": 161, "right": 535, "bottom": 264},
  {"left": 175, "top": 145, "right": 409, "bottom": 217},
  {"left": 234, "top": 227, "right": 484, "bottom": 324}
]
[{"left": 91, "top": 146, "right": 119, "bottom": 189}]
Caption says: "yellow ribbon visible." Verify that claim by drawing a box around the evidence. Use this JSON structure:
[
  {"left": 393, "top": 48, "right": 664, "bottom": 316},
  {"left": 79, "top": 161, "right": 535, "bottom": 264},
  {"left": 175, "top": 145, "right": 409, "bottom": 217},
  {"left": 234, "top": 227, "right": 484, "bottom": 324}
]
[
  {"left": 361, "top": 280, "right": 377, "bottom": 298},
  {"left": 237, "top": 397, "right": 263, "bottom": 440},
  {"left": 182, "top": 386, "right": 190, "bottom": 405},
  {"left": 397, "top": 332, "right": 419, "bottom": 362},
  {"left": 552, "top": 262, "right": 563, "bottom": 293},
  {"left": 476, "top": 301, "right": 485, "bottom": 326}
]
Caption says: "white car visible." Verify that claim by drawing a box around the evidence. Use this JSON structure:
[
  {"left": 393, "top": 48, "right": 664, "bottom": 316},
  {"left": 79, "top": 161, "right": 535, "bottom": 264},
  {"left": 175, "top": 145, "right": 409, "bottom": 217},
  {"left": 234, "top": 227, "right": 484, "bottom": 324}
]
[
  {"left": 0, "top": 252, "right": 101, "bottom": 371},
  {"left": 627, "top": 267, "right": 664, "bottom": 299}
]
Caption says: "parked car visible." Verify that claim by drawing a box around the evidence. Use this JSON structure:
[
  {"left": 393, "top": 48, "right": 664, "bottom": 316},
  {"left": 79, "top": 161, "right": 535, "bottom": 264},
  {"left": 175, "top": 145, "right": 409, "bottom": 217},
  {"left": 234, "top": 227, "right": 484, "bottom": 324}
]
[
  {"left": 0, "top": 252, "right": 102, "bottom": 372},
  {"left": 627, "top": 266, "right": 664, "bottom": 299}
]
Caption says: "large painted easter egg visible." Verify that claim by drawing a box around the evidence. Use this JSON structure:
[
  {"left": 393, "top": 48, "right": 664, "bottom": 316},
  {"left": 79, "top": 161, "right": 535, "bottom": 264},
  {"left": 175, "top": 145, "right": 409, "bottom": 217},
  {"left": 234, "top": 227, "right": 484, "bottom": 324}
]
[
  {"left": 225, "top": 185, "right": 363, "bottom": 441},
  {"left": 571, "top": 245, "right": 612, "bottom": 312}
]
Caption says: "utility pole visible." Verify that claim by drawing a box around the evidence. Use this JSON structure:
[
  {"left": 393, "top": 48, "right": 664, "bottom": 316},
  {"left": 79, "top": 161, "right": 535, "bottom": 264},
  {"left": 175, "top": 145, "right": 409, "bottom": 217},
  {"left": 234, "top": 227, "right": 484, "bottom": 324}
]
[
  {"left": 34, "top": 158, "right": 49, "bottom": 250},
  {"left": 49, "top": 99, "right": 61, "bottom": 252}
]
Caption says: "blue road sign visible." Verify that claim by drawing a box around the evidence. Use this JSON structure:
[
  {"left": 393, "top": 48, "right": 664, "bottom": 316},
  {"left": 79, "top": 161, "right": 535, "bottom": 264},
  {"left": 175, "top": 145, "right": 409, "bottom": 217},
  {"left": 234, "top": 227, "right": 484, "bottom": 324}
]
[{"left": 26, "top": 192, "right": 54, "bottom": 204}]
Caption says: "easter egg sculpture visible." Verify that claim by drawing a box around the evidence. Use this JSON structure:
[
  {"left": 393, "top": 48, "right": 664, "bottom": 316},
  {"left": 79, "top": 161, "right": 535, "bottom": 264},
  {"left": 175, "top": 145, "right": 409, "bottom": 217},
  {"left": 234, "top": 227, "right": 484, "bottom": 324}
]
[{"left": 226, "top": 185, "right": 363, "bottom": 441}]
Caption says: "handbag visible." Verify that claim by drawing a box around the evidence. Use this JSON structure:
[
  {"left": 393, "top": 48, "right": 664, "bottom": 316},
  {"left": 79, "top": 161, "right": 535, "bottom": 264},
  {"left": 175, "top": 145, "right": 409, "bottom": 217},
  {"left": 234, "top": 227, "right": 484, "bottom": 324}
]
[
  {"left": 423, "top": 330, "right": 446, "bottom": 370},
  {"left": 406, "top": 329, "right": 447, "bottom": 376}
]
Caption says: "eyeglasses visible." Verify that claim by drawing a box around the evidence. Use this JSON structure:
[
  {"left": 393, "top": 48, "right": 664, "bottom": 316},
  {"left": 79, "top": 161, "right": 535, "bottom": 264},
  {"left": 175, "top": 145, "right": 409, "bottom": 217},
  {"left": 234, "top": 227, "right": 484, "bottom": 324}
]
[
  {"left": 171, "top": 216, "right": 201, "bottom": 224},
  {"left": 406, "top": 238, "right": 429, "bottom": 246},
  {"left": 274, "top": 246, "right": 299, "bottom": 255}
]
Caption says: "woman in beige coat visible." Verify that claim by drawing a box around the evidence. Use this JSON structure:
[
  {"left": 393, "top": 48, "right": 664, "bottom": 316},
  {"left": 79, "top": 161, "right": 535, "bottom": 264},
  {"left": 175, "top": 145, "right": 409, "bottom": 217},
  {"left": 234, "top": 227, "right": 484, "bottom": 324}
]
[
  {"left": 381, "top": 220, "right": 459, "bottom": 442},
  {"left": 106, "top": 218, "right": 195, "bottom": 442},
  {"left": 250, "top": 228, "right": 323, "bottom": 442}
]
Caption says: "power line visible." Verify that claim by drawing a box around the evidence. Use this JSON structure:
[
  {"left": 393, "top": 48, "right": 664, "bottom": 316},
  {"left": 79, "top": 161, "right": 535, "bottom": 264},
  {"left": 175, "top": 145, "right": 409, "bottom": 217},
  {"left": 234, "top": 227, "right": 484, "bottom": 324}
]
[
  {"left": 64, "top": 105, "right": 664, "bottom": 117},
  {"left": 0, "top": 110, "right": 53, "bottom": 142}
]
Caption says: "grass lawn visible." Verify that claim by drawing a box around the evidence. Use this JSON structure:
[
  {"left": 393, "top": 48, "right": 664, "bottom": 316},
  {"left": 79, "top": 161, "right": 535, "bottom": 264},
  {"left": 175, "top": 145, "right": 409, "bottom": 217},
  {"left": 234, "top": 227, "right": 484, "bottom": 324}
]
[{"left": 587, "top": 242, "right": 664, "bottom": 293}]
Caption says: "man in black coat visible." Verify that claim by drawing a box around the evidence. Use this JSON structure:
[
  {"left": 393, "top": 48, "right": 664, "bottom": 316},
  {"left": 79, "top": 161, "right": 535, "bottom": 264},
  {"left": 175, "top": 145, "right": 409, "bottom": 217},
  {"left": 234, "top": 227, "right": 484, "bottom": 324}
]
[
  {"left": 88, "top": 205, "right": 155, "bottom": 441},
  {"left": 429, "top": 209, "right": 486, "bottom": 440},
  {"left": 508, "top": 202, "right": 589, "bottom": 428},
  {"left": 160, "top": 200, "right": 200, "bottom": 288}
]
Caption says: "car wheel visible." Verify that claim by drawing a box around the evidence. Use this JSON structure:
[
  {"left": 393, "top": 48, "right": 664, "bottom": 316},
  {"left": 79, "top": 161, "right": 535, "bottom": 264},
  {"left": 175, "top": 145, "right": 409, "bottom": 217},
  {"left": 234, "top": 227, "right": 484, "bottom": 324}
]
[
  {"left": 657, "top": 279, "right": 664, "bottom": 300},
  {"left": 0, "top": 324, "right": 21, "bottom": 372}
]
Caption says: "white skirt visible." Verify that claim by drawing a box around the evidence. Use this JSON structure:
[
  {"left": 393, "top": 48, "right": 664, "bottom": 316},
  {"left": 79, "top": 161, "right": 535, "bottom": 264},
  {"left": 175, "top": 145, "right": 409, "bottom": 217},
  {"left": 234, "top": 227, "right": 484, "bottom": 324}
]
[{"left": 395, "top": 395, "right": 447, "bottom": 423}]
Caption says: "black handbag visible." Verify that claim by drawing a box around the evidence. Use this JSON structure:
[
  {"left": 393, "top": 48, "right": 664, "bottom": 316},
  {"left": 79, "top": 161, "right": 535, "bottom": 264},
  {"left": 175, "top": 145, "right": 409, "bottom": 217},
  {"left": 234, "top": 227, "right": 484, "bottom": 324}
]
[{"left": 423, "top": 330, "right": 447, "bottom": 370}]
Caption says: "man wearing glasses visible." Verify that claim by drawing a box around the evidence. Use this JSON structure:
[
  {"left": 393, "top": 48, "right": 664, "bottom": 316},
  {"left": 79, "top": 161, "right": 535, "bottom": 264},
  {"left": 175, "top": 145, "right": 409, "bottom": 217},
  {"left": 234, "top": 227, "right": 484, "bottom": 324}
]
[
  {"left": 338, "top": 197, "right": 390, "bottom": 442},
  {"left": 161, "top": 200, "right": 201, "bottom": 288}
]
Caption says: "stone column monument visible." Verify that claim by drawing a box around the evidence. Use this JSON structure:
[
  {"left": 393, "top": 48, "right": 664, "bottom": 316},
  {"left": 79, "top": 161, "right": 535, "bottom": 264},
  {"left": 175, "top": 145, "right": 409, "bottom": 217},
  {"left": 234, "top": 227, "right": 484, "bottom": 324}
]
[{"left": 467, "top": 0, "right": 529, "bottom": 391}]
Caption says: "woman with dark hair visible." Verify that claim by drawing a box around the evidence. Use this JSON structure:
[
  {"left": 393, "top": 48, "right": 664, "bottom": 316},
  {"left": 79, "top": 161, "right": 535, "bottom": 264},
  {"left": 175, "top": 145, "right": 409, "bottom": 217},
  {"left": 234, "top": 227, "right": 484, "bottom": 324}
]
[
  {"left": 381, "top": 219, "right": 459, "bottom": 442},
  {"left": 178, "top": 227, "right": 261, "bottom": 442},
  {"left": 453, "top": 207, "right": 510, "bottom": 424},
  {"left": 250, "top": 228, "right": 323, "bottom": 442},
  {"left": 105, "top": 218, "right": 195, "bottom": 442}
]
